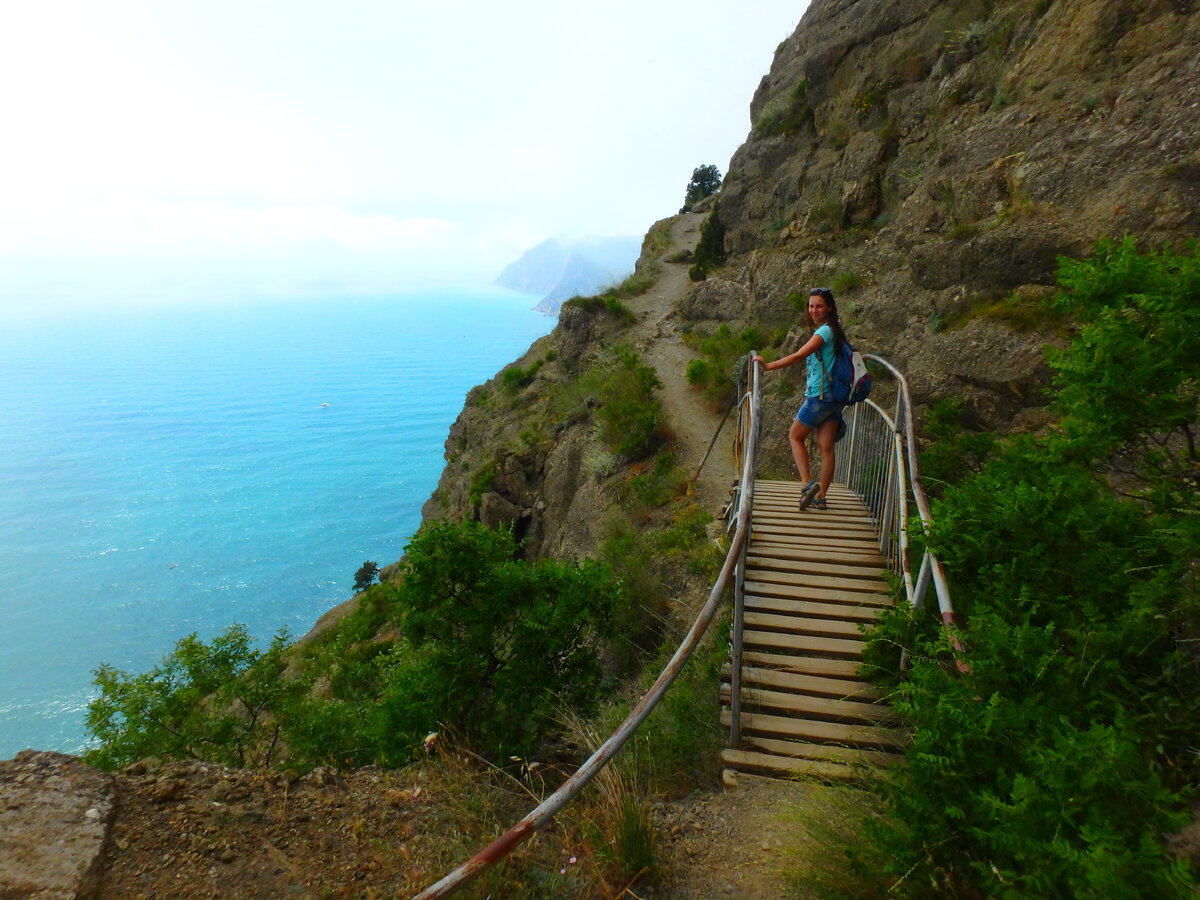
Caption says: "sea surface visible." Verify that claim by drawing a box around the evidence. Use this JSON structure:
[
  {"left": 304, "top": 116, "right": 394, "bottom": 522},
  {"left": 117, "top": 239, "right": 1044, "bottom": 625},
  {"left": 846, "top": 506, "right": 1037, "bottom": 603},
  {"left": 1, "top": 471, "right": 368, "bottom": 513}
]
[{"left": 0, "top": 288, "right": 552, "bottom": 759}]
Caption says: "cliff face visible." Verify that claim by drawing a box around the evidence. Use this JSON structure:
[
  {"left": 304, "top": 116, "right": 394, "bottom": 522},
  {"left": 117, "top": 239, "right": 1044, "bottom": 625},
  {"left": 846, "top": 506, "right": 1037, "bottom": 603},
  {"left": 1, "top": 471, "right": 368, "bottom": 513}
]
[{"left": 715, "top": 0, "right": 1198, "bottom": 424}]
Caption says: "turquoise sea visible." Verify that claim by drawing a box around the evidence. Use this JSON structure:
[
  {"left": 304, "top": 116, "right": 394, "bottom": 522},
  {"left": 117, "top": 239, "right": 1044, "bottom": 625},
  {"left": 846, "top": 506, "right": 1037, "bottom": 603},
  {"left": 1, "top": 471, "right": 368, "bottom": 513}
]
[{"left": 0, "top": 288, "right": 552, "bottom": 760}]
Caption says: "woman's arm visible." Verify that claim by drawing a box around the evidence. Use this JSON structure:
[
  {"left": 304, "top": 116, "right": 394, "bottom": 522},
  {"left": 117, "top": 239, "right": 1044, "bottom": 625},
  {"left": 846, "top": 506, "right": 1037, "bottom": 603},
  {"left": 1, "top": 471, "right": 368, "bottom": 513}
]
[{"left": 753, "top": 332, "right": 825, "bottom": 371}]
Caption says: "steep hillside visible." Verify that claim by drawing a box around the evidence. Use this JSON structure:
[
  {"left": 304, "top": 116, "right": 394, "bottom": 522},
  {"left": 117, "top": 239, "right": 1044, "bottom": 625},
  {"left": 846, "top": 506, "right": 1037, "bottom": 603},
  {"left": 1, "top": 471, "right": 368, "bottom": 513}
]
[{"left": 713, "top": 0, "right": 1198, "bottom": 426}]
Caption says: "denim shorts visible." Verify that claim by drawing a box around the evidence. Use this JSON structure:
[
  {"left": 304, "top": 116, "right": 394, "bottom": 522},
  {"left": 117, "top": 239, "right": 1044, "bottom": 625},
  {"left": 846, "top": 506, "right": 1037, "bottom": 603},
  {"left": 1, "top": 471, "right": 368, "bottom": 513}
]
[{"left": 795, "top": 397, "right": 847, "bottom": 441}]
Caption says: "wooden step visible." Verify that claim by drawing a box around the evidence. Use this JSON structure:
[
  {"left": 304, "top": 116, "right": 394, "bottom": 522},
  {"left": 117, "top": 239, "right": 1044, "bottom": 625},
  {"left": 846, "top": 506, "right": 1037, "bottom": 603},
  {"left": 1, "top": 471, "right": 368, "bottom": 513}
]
[
  {"left": 721, "top": 683, "right": 894, "bottom": 723},
  {"left": 752, "top": 521, "right": 879, "bottom": 541},
  {"left": 743, "top": 568, "right": 889, "bottom": 595},
  {"left": 749, "top": 543, "right": 885, "bottom": 567},
  {"left": 742, "top": 581, "right": 890, "bottom": 608},
  {"left": 723, "top": 664, "right": 883, "bottom": 701},
  {"left": 738, "top": 733, "right": 904, "bottom": 769},
  {"left": 743, "top": 611, "right": 865, "bottom": 641},
  {"left": 722, "top": 710, "right": 907, "bottom": 750},
  {"left": 743, "top": 628, "right": 864, "bottom": 657},
  {"left": 752, "top": 504, "right": 875, "bottom": 525},
  {"left": 740, "top": 649, "right": 865, "bottom": 680},
  {"left": 746, "top": 543, "right": 886, "bottom": 567},
  {"left": 720, "top": 749, "right": 868, "bottom": 782},
  {"left": 746, "top": 555, "right": 887, "bottom": 581},
  {"left": 744, "top": 593, "right": 882, "bottom": 623}
]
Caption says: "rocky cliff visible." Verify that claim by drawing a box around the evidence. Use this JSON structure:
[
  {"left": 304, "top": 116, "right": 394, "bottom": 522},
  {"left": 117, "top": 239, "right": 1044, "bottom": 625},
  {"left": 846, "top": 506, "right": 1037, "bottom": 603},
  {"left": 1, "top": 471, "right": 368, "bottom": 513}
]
[
  {"left": 425, "top": 0, "right": 1200, "bottom": 550},
  {"left": 715, "top": 0, "right": 1198, "bottom": 425}
]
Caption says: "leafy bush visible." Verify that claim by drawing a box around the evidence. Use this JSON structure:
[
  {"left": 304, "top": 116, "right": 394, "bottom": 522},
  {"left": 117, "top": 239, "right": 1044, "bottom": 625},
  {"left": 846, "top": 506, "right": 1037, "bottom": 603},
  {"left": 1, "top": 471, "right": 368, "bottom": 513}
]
[
  {"left": 500, "top": 358, "right": 544, "bottom": 393},
  {"left": 688, "top": 203, "right": 726, "bottom": 282},
  {"left": 552, "top": 346, "right": 666, "bottom": 461},
  {"left": 861, "top": 240, "right": 1200, "bottom": 897},
  {"left": 375, "top": 520, "right": 620, "bottom": 760},
  {"left": 918, "top": 397, "right": 998, "bottom": 495},
  {"left": 683, "top": 323, "right": 770, "bottom": 406},
  {"left": 85, "top": 626, "right": 297, "bottom": 770},
  {"left": 87, "top": 522, "right": 624, "bottom": 771},
  {"left": 562, "top": 293, "right": 636, "bottom": 324}
]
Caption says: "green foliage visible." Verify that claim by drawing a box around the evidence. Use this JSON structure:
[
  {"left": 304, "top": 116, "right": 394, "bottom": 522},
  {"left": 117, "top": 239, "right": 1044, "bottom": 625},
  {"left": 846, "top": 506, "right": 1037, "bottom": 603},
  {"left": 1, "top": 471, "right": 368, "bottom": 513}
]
[
  {"left": 1049, "top": 238, "right": 1200, "bottom": 513},
  {"left": 380, "top": 520, "right": 620, "bottom": 759},
  {"left": 863, "top": 240, "right": 1200, "bottom": 897},
  {"left": 468, "top": 462, "right": 496, "bottom": 511},
  {"left": 594, "top": 615, "right": 727, "bottom": 795},
  {"left": 753, "top": 80, "right": 811, "bottom": 138},
  {"left": 918, "top": 397, "right": 998, "bottom": 495},
  {"left": 554, "top": 346, "right": 665, "bottom": 461},
  {"left": 688, "top": 203, "right": 726, "bottom": 282},
  {"left": 561, "top": 293, "right": 636, "bottom": 324},
  {"left": 353, "top": 560, "right": 380, "bottom": 592},
  {"left": 680, "top": 164, "right": 722, "bottom": 212},
  {"left": 85, "top": 625, "right": 297, "bottom": 770},
  {"left": 87, "top": 522, "right": 624, "bottom": 772},
  {"left": 500, "top": 358, "right": 545, "bottom": 393},
  {"left": 829, "top": 270, "right": 866, "bottom": 294},
  {"left": 683, "top": 323, "right": 768, "bottom": 406}
]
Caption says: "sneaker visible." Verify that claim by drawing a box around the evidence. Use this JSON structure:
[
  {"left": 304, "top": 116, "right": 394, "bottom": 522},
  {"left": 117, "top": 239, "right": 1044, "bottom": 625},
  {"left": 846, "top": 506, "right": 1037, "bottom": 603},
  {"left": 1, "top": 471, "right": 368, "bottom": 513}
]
[
  {"left": 811, "top": 497, "right": 829, "bottom": 510},
  {"left": 798, "top": 480, "right": 820, "bottom": 510}
]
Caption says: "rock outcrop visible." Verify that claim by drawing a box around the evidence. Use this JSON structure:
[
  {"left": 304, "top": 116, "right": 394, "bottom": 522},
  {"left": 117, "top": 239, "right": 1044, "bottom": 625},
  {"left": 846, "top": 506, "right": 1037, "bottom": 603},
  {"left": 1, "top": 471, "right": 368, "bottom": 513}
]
[{"left": 0, "top": 751, "right": 115, "bottom": 900}]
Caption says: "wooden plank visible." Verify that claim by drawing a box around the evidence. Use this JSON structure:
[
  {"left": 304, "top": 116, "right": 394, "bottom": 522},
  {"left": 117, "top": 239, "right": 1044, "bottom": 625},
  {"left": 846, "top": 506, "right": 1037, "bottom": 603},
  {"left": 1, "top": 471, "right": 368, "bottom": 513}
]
[
  {"left": 722, "top": 684, "right": 894, "bottom": 723},
  {"left": 753, "top": 504, "right": 875, "bottom": 524},
  {"left": 752, "top": 517, "right": 878, "bottom": 536},
  {"left": 747, "top": 543, "right": 886, "bottom": 566},
  {"left": 746, "top": 555, "right": 888, "bottom": 581},
  {"left": 744, "top": 568, "right": 889, "bottom": 595},
  {"left": 749, "top": 545, "right": 886, "bottom": 568},
  {"left": 744, "top": 593, "right": 882, "bottom": 623},
  {"left": 738, "top": 734, "right": 905, "bottom": 768},
  {"left": 722, "top": 710, "right": 907, "bottom": 750},
  {"left": 743, "top": 581, "right": 890, "bottom": 607},
  {"left": 751, "top": 531, "right": 883, "bottom": 553},
  {"left": 724, "top": 664, "right": 883, "bottom": 701},
  {"left": 752, "top": 501, "right": 875, "bottom": 521},
  {"left": 741, "top": 649, "right": 865, "bottom": 679},
  {"left": 743, "top": 611, "right": 865, "bottom": 641},
  {"left": 743, "top": 628, "right": 864, "bottom": 657},
  {"left": 720, "top": 749, "right": 865, "bottom": 782},
  {"left": 753, "top": 547, "right": 888, "bottom": 566}
]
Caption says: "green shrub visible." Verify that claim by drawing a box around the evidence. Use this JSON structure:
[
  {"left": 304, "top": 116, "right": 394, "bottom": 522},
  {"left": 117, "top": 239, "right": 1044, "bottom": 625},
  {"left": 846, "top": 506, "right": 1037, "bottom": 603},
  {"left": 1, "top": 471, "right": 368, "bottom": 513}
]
[
  {"left": 85, "top": 626, "right": 298, "bottom": 770},
  {"left": 683, "top": 324, "right": 767, "bottom": 406},
  {"left": 918, "top": 397, "right": 998, "bottom": 495},
  {"left": 861, "top": 239, "right": 1200, "bottom": 897},
  {"left": 688, "top": 203, "right": 726, "bottom": 282},
  {"left": 500, "top": 358, "right": 544, "bottom": 393}
]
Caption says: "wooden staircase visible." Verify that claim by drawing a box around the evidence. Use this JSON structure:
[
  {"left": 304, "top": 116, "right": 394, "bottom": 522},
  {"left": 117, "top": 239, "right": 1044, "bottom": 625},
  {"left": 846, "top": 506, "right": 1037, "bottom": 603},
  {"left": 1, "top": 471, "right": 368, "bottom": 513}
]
[{"left": 720, "top": 479, "right": 906, "bottom": 780}]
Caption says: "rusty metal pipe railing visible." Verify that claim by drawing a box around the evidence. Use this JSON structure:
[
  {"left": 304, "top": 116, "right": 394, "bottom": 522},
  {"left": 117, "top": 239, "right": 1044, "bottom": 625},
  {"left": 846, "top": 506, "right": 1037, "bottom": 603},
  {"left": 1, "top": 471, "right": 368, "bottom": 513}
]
[
  {"left": 413, "top": 353, "right": 765, "bottom": 900},
  {"left": 726, "top": 355, "right": 760, "bottom": 748}
]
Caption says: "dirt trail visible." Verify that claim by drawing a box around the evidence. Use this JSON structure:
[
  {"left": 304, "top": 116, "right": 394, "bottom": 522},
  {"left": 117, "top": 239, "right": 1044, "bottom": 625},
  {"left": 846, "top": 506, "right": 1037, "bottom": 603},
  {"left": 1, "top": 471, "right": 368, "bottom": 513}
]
[
  {"left": 616, "top": 213, "right": 853, "bottom": 899},
  {"left": 622, "top": 212, "right": 736, "bottom": 513}
]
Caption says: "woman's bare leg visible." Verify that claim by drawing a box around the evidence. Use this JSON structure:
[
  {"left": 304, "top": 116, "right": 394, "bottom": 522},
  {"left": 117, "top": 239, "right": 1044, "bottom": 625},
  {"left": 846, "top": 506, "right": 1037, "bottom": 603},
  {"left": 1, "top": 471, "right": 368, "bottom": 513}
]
[
  {"left": 788, "top": 419, "right": 814, "bottom": 483},
  {"left": 815, "top": 417, "right": 839, "bottom": 499}
]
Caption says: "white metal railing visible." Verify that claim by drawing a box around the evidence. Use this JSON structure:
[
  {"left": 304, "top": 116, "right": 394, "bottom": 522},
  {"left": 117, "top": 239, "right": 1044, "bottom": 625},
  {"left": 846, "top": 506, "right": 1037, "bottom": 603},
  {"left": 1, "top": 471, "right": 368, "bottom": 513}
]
[{"left": 841, "top": 355, "right": 966, "bottom": 668}]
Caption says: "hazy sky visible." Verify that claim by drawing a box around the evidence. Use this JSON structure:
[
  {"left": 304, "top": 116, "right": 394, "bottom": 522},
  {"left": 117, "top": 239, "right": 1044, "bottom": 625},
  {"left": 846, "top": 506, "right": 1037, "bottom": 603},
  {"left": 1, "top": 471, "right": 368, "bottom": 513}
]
[{"left": 1, "top": 1, "right": 809, "bottom": 311}]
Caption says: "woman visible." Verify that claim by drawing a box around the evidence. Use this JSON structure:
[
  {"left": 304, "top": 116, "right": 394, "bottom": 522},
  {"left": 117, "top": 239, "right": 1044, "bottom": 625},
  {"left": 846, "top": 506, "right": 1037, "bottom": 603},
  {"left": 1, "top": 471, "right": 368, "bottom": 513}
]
[{"left": 752, "top": 287, "right": 849, "bottom": 511}]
